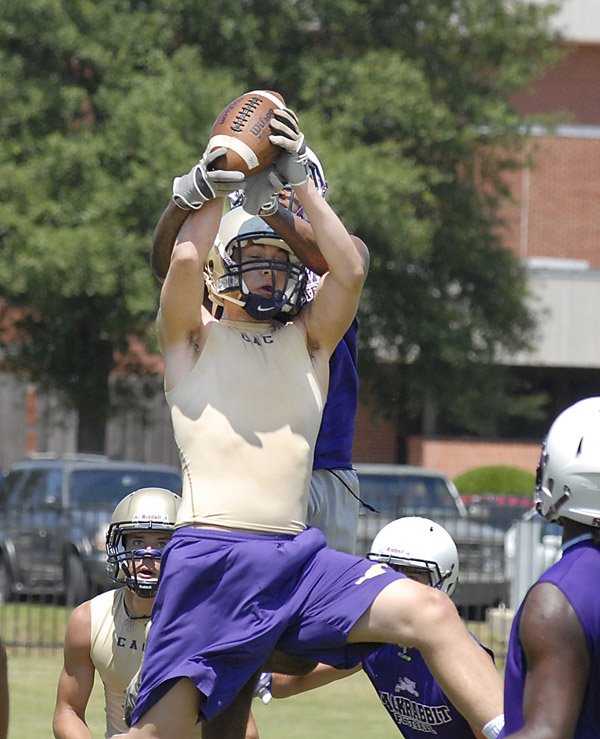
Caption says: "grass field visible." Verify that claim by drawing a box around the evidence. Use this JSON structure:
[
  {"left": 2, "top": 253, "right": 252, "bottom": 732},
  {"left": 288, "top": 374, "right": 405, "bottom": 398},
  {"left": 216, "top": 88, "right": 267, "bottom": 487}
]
[
  {"left": 2, "top": 602, "right": 510, "bottom": 738},
  {"left": 6, "top": 649, "right": 397, "bottom": 738}
]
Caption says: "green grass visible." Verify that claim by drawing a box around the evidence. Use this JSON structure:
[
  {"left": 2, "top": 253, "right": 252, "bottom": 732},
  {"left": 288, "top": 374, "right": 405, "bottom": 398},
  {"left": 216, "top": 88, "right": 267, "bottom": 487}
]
[
  {"left": 1, "top": 602, "right": 510, "bottom": 738},
  {"left": 7, "top": 650, "right": 106, "bottom": 738},
  {"left": 6, "top": 649, "right": 396, "bottom": 739}
]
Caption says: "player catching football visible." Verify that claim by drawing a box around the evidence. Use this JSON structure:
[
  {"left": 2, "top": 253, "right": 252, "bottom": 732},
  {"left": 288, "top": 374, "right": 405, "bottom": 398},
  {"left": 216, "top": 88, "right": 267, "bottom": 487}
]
[{"left": 124, "top": 101, "right": 503, "bottom": 739}]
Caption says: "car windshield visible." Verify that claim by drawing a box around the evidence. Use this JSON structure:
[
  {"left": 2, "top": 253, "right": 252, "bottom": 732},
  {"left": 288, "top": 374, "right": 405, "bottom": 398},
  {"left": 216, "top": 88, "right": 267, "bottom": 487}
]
[
  {"left": 69, "top": 469, "right": 181, "bottom": 507},
  {"left": 358, "top": 474, "right": 460, "bottom": 514}
]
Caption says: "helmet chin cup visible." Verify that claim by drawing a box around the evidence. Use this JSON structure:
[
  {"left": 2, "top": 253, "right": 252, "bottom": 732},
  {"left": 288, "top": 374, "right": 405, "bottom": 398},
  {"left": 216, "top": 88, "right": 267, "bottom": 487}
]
[{"left": 243, "top": 292, "right": 287, "bottom": 319}]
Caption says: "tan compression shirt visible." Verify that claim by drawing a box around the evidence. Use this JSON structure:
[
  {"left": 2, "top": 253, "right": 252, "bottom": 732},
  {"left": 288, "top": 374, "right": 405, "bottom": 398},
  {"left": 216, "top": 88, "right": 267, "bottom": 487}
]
[
  {"left": 167, "top": 319, "right": 325, "bottom": 535},
  {"left": 89, "top": 588, "right": 149, "bottom": 738}
]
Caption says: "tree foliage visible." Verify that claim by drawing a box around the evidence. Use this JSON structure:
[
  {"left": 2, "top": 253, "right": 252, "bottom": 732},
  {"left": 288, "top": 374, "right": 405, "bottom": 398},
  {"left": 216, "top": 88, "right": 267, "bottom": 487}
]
[{"left": 0, "top": 0, "right": 562, "bottom": 451}]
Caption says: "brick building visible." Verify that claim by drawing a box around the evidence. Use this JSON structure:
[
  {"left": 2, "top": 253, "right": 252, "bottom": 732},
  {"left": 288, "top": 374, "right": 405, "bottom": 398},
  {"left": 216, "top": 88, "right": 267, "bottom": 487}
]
[{"left": 354, "top": 0, "right": 600, "bottom": 478}]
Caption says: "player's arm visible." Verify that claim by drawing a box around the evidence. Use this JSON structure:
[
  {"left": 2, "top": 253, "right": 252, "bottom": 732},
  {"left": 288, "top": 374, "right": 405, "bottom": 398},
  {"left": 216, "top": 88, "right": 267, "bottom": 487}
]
[
  {"left": 271, "top": 663, "right": 360, "bottom": 698},
  {"left": 152, "top": 200, "right": 190, "bottom": 282},
  {"left": 52, "top": 602, "right": 95, "bottom": 739},
  {"left": 269, "top": 108, "right": 366, "bottom": 355},
  {"left": 265, "top": 206, "right": 369, "bottom": 279},
  {"left": 151, "top": 147, "right": 246, "bottom": 282},
  {"left": 504, "top": 582, "right": 589, "bottom": 739},
  {"left": 293, "top": 179, "right": 367, "bottom": 355},
  {"left": 157, "top": 198, "right": 224, "bottom": 392}
]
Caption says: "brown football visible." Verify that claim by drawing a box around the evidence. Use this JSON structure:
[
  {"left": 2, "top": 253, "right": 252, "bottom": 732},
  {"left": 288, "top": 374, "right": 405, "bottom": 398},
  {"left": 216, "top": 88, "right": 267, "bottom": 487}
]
[{"left": 207, "top": 90, "right": 286, "bottom": 176}]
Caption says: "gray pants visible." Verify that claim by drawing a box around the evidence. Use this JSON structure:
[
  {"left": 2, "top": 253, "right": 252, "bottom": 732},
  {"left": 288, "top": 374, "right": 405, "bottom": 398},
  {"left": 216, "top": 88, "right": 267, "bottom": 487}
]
[{"left": 307, "top": 468, "right": 360, "bottom": 554}]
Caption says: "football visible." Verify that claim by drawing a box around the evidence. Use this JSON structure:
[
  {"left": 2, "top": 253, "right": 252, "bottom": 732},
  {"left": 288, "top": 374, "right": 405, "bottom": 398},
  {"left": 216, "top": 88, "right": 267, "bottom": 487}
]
[{"left": 207, "top": 90, "right": 286, "bottom": 176}]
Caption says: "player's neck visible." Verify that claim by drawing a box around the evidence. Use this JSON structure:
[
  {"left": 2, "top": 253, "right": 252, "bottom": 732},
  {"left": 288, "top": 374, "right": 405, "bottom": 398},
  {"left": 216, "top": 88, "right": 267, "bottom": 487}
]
[
  {"left": 123, "top": 587, "right": 154, "bottom": 619},
  {"left": 561, "top": 518, "right": 593, "bottom": 546}
]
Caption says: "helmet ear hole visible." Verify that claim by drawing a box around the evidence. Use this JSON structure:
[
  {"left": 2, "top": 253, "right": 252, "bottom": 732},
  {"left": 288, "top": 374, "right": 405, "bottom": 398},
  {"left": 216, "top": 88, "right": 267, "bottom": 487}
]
[{"left": 535, "top": 397, "right": 600, "bottom": 526}]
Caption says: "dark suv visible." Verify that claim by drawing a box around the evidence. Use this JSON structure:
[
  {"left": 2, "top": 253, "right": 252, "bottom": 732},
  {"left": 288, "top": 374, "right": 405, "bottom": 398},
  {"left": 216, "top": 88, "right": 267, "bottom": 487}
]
[
  {"left": 354, "top": 464, "right": 508, "bottom": 614},
  {"left": 0, "top": 454, "right": 181, "bottom": 605}
]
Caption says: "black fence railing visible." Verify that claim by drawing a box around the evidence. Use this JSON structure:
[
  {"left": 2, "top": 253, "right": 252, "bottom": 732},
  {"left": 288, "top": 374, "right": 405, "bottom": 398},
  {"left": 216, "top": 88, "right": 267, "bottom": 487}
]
[{"left": 0, "top": 506, "right": 557, "bottom": 661}]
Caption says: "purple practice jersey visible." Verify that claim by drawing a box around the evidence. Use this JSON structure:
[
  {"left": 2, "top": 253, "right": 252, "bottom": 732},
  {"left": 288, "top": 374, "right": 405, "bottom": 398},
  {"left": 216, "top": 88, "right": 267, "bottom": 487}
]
[
  {"left": 313, "top": 318, "right": 358, "bottom": 470},
  {"left": 503, "top": 539, "right": 600, "bottom": 737},
  {"left": 362, "top": 641, "right": 492, "bottom": 737}
]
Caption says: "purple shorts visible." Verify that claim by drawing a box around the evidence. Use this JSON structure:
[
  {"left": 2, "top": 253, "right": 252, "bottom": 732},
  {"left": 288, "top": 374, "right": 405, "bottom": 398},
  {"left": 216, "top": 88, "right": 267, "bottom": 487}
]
[{"left": 132, "top": 526, "right": 403, "bottom": 723}]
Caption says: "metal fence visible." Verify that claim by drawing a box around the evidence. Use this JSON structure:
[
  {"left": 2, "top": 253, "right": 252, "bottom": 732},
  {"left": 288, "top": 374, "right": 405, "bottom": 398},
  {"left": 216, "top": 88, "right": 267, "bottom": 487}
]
[{"left": 0, "top": 512, "right": 558, "bottom": 661}]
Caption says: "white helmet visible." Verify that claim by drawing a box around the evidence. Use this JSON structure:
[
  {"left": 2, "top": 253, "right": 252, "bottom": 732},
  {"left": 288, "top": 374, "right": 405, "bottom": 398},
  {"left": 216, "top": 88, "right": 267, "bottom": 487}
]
[
  {"left": 368, "top": 516, "right": 459, "bottom": 596},
  {"left": 204, "top": 208, "right": 306, "bottom": 320},
  {"left": 106, "top": 487, "right": 181, "bottom": 597},
  {"left": 535, "top": 397, "right": 600, "bottom": 527}
]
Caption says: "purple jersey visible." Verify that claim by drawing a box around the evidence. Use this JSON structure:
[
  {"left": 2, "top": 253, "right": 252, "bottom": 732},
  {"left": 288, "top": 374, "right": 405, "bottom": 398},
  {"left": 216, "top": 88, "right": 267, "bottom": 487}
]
[
  {"left": 313, "top": 318, "right": 358, "bottom": 470},
  {"left": 503, "top": 539, "right": 600, "bottom": 736},
  {"left": 362, "top": 641, "right": 492, "bottom": 737}
]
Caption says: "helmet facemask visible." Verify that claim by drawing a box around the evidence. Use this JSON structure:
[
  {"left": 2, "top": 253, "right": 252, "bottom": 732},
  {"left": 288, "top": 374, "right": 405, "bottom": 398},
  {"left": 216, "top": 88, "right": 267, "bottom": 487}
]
[
  {"left": 105, "top": 487, "right": 180, "bottom": 598},
  {"left": 205, "top": 212, "right": 307, "bottom": 320},
  {"left": 106, "top": 522, "right": 174, "bottom": 598},
  {"left": 367, "top": 516, "right": 459, "bottom": 597}
]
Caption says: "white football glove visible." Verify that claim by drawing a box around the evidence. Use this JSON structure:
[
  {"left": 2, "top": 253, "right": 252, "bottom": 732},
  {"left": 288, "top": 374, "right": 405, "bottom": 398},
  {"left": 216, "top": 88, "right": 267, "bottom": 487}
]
[
  {"left": 269, "top": 107, "right": 309, "bottom": 187},
  {"left": 253, "top": 672, "right": 273, "bottom": 705},
  {"left": 172, "top": 147, "right": 245, "bottom": 211},
  {"left": 242, "top": 167, "right": 285, "bottom": 216}
]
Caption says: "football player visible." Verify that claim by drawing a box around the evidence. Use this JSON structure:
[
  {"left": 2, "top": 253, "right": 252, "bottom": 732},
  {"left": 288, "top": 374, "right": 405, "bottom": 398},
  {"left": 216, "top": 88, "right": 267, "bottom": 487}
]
[
  {"left": 503, "top": 397, "right": 600, "bottom": 738},
  {"left": 267, "top": 517, "right": 503, "bottom": 739},
  {"left": 153, "top": 142, "right": 365, "bottom": 557},
  {"left": 124, "top": 104, "right": 503, "bottom": 739},
  {"left": 52, "top": 487, "right": 192, "bottom": 739}
]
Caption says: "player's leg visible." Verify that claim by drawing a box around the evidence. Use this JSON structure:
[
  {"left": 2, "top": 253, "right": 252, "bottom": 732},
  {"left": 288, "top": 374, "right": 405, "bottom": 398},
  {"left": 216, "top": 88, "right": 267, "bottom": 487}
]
[
  {"left": 126, "top": 677, "right": 202, "bottom": 738},
  {"left": 347, "top": 577, "right": 503, "bottom": 731},
  {"left": 201, "top": 672, "right": 259, "bottom": 739}
]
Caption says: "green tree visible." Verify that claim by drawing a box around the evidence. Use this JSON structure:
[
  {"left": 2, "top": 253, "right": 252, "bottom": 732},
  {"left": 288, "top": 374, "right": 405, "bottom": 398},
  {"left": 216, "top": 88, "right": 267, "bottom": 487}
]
[
  {"left": 0, "top": 0, "right": 561, "bottom": 452},
  {"left": 0, "top": 1, "right": 240, "bottom": 450}
]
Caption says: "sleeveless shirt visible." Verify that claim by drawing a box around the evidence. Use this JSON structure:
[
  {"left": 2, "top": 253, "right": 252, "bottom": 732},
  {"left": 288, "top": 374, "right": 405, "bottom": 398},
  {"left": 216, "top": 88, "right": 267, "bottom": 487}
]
[
  {"left": 167, "top": 319, "right": 324, "bottom": 535},
  {"left": 90, "top": 588, "right": 149, "bottom": 738},
  {"left": 503, "top": 539, "right": 600, "bottom": 736}
]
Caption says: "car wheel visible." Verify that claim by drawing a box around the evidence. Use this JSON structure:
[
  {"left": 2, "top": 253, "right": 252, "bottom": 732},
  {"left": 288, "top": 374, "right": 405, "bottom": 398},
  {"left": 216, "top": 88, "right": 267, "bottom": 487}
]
[
  {"left": 0, "top": 558, "right": 12, "bottom": 604},
  {"left": 65, "top": 553, "right": 90, "bottom": 607}
]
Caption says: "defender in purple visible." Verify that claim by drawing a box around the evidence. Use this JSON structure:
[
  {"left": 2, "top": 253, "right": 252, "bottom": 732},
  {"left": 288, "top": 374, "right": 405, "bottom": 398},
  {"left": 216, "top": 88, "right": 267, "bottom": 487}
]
[{"left": 503, "top": 397, "right": 600, "bottom": 738}]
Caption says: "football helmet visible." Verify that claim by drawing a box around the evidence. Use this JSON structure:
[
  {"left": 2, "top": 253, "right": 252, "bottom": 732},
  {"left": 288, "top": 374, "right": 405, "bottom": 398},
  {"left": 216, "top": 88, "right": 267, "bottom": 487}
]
[
  {"left": 205, "top": 208, "right": 306, "bottom": 319},
  {"left": 535, "top": 396, "right": 600, "bottom": 526},
  {"left": 368, "top": 516, "right": 459, "bottom": 596},
  {"left": 106, "top": 487, "right": 181, "bottom": 598}
]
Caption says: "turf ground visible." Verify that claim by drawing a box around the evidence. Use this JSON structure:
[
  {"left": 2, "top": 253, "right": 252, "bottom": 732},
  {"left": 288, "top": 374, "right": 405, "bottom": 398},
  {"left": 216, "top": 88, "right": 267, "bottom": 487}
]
[{"left": 7, "top": 649, "right": 398, "bottom": 738}]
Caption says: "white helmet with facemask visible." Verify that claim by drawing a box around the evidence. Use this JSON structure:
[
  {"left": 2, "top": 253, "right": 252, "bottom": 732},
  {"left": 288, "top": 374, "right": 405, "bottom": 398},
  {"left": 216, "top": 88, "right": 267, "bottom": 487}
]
[
  {"left": 368, "top": 516, "right": 459, "bottom": 596},
  {"left": 106, "top": 487, "right": 181, "bottom": 598},
  {"left": 535, "top": 397, "right": 600, "bottom": 526},
  {"left": 204, "top": 208, "right": 306, "bottom": 320}
]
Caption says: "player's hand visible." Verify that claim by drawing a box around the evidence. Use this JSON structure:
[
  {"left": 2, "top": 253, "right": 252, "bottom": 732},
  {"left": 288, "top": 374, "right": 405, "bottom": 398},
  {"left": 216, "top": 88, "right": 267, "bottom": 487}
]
[
  {"left": 269, "top": 107, "right": 309, "bottom": 187},
  {"left": 242, "top": 167, "right": 285, "bottom": 216},
  {"left": 172, "top": 148, "right": 245, "bottom": 211},
  {"left": 253, "top": 672, "right": 273, "bottom": 704}
]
